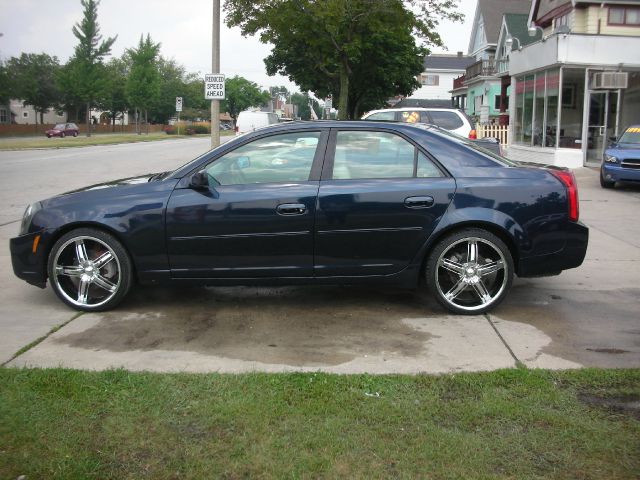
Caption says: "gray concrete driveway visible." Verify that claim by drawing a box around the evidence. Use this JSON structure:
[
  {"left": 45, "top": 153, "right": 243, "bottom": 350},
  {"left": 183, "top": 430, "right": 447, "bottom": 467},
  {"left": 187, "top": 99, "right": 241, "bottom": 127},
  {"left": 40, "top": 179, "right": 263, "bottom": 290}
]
[{"left": 1, "top": 139, "right": 638, "bottom": 373}]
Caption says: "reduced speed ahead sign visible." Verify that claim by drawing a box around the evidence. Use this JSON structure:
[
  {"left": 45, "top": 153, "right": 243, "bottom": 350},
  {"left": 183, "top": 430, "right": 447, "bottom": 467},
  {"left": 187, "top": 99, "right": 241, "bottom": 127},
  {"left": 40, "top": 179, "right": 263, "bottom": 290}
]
[{"left": 205, "top": 74, "right": 225, "bottom": 100}]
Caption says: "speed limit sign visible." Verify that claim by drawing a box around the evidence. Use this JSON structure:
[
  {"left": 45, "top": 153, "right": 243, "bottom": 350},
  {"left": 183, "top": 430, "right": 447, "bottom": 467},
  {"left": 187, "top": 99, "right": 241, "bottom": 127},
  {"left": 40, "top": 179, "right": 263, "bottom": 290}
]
[{"left": 176, "top": 97, "right": 183, "bottom": 112}]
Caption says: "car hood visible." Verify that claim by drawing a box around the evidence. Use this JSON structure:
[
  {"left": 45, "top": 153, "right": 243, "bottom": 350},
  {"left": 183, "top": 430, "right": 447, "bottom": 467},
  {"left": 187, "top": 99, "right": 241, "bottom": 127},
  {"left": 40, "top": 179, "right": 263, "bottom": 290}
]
[
  {"left": 38, "top": 172, "right": 178, "bottom": 210},
  {"left": 606, "top": 144, "right": 640, "bottom": 158}
]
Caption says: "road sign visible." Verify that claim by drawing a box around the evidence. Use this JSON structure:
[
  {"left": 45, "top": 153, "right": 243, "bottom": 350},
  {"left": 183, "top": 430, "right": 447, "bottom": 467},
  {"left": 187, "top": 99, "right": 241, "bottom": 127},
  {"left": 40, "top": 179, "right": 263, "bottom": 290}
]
[
  {"left": 175, "top": 97, "right": 183, "bottom": 112},
  {"left": 325, "top": 96, "right": 332, "bottom": 109},
  {"left": 205, "top": 73, "right": 225, "bottom": 100}
]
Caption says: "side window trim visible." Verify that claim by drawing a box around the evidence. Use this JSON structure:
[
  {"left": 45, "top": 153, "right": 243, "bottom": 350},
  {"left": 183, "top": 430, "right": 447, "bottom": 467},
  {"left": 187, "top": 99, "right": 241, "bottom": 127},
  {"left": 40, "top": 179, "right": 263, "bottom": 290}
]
[{"left": 321, "top": 127, "right": 448, "bottom": 181}]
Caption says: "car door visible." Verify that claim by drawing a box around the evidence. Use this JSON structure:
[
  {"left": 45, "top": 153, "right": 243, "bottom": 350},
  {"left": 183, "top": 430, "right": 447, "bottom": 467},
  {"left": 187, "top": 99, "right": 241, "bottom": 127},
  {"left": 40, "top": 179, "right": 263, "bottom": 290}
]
[
  {"left": 314, "top": 128, "right": 456, "bottom": 277},
  {"left": 166, "top": 129, "right": 328, "bottom": 278}
]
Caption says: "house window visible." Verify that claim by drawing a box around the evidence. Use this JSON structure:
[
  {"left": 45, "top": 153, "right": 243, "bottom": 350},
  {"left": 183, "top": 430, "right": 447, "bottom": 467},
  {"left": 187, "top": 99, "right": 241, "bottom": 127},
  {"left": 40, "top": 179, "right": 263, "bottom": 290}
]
[
  {"left": 0, "top": 108, "right": 7, "bottom": 123},
  {"left": 608, "top": 7, "right": 640, "bottom": 25},
  {"left": 23, "top": 111, "right": 29, "bottom": 118},
  {"left": 420, "top": 74, "right": 439, "bottom": 86},
  {"left": 555, "top": 13, "right": 569, "bottom": 29}
]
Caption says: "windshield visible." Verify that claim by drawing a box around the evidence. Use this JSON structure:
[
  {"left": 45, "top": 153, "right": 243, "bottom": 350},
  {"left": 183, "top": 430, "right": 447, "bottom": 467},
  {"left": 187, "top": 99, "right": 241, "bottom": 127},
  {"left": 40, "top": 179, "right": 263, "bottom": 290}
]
[
  {"left": 53, "top": 124, "right": 65, "bottom": 130},
  {"left": 417, "top": 124, "right": 517, "bottom": 166},
  {"left": 619, "top": 127, "right": 640, "bottom": 144}
]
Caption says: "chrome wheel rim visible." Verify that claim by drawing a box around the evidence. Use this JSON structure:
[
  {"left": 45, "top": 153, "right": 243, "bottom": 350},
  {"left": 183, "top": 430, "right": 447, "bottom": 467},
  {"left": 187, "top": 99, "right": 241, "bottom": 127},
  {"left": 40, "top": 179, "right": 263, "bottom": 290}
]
[
  {"left": 435, "top": 237, "right": 508, "bottom": 312},
  {"left": 52, "top": 236, "right": 121, "bottom": 308}
]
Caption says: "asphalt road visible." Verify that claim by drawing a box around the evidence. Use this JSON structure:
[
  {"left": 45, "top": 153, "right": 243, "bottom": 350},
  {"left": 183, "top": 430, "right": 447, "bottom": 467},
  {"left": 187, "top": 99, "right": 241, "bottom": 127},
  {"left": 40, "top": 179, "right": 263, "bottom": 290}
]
[{"left": 1, "top": 139, "right": 639, "bottom": 372}]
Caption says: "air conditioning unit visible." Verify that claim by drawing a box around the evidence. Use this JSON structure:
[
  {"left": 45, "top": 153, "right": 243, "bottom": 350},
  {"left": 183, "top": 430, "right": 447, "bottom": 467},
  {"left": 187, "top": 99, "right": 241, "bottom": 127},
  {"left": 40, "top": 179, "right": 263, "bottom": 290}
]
[{"left": 591, "top": 72, "right": 628, "bottom": 89}]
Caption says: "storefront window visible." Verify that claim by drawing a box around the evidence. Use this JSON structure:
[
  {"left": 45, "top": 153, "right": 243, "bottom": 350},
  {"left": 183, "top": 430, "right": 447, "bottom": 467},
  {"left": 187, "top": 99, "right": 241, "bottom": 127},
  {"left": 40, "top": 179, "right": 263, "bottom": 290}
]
[
  {"left": 514, "top": 77, "right": 524, "bottom": 143},
  {"left": 559, "top": 68, "right": 585, "bottom": 149},
  {"left": 523, "top": 74, "right": 534, "bottom": 144},
  {"left": 533, "top": 73, "right": 546, "bottom": 146},
  {"left": 545, "top": 70, "right": 560, "bottom": 147}
]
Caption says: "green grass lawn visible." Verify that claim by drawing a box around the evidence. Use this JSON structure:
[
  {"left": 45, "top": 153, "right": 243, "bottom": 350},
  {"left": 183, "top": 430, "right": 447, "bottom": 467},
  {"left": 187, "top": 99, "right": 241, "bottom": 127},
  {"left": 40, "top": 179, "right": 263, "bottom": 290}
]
[
  {"left": 0, "top": 131, "right": 235, "bottom": 151},
  {"left": 1, "top": 368, "right": 638, "bottom": 479}
]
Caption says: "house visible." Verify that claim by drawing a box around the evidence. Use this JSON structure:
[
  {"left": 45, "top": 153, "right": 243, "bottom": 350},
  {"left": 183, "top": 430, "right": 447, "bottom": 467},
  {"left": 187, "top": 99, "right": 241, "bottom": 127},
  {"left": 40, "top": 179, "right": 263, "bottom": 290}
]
[
  {"left": 409, "top": 53, "right": 475, "bottom": 105},
  {"left": 494, "top": 14, "right": 542, "bottom": 125},
  {"left": 506, "top": 0, "right": 640, "bottom": 167},
  {"left": 9, "top": 99, "right": 67, "bottom": 125},
  {"left": 0, "top": 103, "right": 12, "bottom": 124},
  {"left": 453, "top": 0, "right": 532, "bottom": 122}
]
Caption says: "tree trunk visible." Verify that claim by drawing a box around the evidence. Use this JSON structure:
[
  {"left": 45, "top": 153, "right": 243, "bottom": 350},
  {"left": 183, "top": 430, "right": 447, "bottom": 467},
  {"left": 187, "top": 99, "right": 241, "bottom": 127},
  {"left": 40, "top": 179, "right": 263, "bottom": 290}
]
[
  {"left": 337, "top": 63, "right": 349, "bottom": 120},
  {"left": 40, "top": 111, "right": 44, "bottom": 125},
  {"left": 145, "top": 109, "right": 149, "bottom": 135},
  {"left": 85, "top": 101, "right": 91, "bottom": 137}
]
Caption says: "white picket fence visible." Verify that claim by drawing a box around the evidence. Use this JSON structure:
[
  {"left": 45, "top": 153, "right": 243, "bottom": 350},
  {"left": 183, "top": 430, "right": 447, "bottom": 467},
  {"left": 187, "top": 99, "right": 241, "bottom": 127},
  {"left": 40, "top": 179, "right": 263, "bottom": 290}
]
[{"left": 476, "top": 124, "right": 508, "bottom": 146}]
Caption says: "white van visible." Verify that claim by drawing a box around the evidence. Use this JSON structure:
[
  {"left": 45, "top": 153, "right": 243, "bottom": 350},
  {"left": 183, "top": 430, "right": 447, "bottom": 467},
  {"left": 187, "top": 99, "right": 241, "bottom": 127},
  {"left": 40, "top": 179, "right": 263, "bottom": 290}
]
[{"left": 235, "top": 111, "right": 280, "bottom": 135}]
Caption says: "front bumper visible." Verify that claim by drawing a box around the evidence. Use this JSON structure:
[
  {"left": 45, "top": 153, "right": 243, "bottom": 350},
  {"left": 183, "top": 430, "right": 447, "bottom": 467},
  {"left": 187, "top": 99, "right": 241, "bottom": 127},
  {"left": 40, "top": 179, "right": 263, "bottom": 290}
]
[
  {"left": 518, "top": 220, "right": 589, "bottom": 277},
  {"left": 10, "top": 230, "right": 48, "bottom": 288},
  {"left": 602, "top": 163, "right": 640, "bottom": 183}
]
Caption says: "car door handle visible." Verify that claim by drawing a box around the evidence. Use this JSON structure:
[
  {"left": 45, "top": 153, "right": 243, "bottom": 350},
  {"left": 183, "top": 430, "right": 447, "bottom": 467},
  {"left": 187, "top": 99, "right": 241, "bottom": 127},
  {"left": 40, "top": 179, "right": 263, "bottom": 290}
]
[
  {"left": 276, "top": 203, "right": 307, "bottom": 216},
  {"left": 404, "top": 196, "right": 434, "bottom": 209}
]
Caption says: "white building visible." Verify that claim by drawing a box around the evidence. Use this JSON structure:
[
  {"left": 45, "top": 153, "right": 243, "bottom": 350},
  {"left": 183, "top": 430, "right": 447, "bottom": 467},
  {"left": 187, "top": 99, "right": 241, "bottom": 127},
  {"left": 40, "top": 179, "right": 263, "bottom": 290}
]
[
  {"left": 8, "top": 99, "right": 67, "bottom": 125},
  {"left": 507, "top": 0, "right": 640, "bottom": 168},
  {"left": 409, "top": 53, "right": 475, "bottom": 102}
]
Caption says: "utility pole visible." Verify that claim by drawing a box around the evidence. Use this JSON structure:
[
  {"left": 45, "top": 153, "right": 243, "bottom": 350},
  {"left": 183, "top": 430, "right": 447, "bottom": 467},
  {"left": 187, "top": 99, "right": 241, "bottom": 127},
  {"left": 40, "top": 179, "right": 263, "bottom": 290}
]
[{"left": 210, "top": 0, "right": 221, "bottom": 148}]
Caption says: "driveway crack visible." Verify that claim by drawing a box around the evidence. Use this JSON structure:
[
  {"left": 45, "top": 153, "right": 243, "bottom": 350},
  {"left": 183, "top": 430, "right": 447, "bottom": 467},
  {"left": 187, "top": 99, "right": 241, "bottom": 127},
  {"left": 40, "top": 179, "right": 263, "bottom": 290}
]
[
  {"left": 484, "top": 313, "right": 525, "bottom": 368},
  {"left": 2, "top": 312, "right": 84, "bottom": 366}
]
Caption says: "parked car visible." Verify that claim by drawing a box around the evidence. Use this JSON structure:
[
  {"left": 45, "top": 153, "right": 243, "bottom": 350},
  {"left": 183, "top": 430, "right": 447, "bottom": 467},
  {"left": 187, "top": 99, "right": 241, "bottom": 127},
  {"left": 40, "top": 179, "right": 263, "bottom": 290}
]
[
  {"left": 45, "top": 123, "right": 79, "bottom": 138},
  {"left": 362, "top": 107, "right": 504, "bottom": 155},
  {"left": 362, "top": 107, "right": 475, "bottom": 138},
  {"left": 600, "top": 125, "right": 640, "bottom": 188},
  {"left": 235, "top": 111, "right": 279, "bottom": 135},
  {"left": 11, "top": 121, "right": 588, "bottom": 314}
]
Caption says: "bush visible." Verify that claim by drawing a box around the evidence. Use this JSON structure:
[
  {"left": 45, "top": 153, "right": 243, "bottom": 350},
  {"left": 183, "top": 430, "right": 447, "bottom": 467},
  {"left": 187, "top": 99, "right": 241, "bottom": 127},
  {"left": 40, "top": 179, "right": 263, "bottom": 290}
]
[{"left": 190, "top": 124, "right": 210, "bottom": 134}]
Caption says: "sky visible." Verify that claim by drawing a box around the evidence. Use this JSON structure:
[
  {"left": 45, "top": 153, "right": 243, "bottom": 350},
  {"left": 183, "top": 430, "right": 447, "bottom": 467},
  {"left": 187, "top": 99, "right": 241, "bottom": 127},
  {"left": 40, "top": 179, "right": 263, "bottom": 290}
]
[{"left": 0, "top": 0, "right": 476, "bottom": 92}]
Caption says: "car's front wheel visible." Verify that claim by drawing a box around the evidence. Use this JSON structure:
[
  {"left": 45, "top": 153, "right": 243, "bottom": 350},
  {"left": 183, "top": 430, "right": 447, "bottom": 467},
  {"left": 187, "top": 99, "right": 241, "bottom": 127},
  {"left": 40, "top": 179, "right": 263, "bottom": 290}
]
[
  {"left": 426, "top": 228, "right": 514, "bottom": 315},
  {"left": 60, "top": 132, "right": 65, "bottom": 138},
  {"left": 600, "top": 168, "right": 615, "bottom": 189},
  {"left": 47, "top": 228, "right": 133, "bottom": 311}
]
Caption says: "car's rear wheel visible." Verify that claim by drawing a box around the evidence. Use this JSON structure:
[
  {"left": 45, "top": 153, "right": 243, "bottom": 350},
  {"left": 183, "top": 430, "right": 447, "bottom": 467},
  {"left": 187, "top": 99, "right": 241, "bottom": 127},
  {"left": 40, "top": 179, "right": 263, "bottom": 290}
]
[
  {"left": 73, "top": 131, "right": 78, "bottom": 137},
  {"left": 600, "top": 168, "right": 615, "bottom": 189},
  {"left": 426, "top": 228, "right": 513, "bottom": 315},
  {"left": 47, "top": 228, "right": 133, "bottom": 311},
  {"left": 46, "top": 134, "right": 51, "bottom": 138}
]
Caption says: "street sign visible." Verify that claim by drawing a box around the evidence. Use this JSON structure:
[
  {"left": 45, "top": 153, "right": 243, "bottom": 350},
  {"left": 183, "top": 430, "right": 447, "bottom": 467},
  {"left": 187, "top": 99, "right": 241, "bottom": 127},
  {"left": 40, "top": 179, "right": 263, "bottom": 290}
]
[
  {"left": 175, "top": 97, "right": 183, "bottom": 112},
  {"left": 325, "top": 96, "right": 332, "bottom": 109},
  {"left": 205, "top": 73, "right": 225, "bottom": 100}
]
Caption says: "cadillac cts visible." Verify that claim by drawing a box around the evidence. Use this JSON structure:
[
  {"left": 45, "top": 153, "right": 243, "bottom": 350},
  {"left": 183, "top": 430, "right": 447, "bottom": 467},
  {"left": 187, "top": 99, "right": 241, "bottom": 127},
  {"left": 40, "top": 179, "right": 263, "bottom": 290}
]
[{"left": 10, "top": 121, "right": 588, "bottom": 314}]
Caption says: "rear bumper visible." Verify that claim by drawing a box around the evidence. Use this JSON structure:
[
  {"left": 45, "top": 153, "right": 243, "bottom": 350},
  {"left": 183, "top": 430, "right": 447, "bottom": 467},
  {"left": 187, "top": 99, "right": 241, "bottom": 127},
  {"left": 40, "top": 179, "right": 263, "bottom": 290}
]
[
  {"left": 9, "top": 231, "right": 48, "bottom": 288},
  {"left": 602, "top": 163, "right": 640, "bottom": 183},
  {"left": 518, "top": 221, "right": 589, "bottom": 277}
]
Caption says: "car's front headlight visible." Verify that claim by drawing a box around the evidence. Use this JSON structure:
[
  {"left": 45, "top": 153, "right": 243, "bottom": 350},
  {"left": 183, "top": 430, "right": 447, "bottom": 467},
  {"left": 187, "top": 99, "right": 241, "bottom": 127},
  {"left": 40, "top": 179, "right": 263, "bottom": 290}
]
[
  {"left": 20, "top": 202, "right": 41, "bottom": 235},
  {"left": 605, "top": 154, "right": 618, "bottom": 163}
]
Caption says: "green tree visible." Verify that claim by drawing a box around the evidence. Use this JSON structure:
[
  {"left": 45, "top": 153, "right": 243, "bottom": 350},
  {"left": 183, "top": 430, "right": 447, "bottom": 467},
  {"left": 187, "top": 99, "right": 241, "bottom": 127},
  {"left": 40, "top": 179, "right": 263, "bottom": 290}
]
[
  {"left": 6, "top": 53, "right": 61, "bottom": 126},
  {"left": 70, "top": 0, "right": 116, "bottom": 136},
  {"left": 291, "top": 92, "right": 321, "bottom": 120},
  {"left": 127, "top": 34, "right": 161, "bottom": 134},
  {"left": 224, "top": 0, "right": 462, "bottom": 119},
  {"left": 103, "top": 57, "right": 130, "bottom": 130},
  {"left": 221, "top": 75, "right": 270, "bottom": 125},
  {"left": 0, "top": 61, "right": 10, "bottom": 106}
]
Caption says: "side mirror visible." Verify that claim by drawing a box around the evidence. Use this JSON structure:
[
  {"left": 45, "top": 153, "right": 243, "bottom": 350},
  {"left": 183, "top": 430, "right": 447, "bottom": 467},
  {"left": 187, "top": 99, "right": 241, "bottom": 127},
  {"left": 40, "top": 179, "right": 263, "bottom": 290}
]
[
  {"left": 236, "top": 156, "right": 251, "bottom": 169},
  {"left": 189, "top": 172, "right": 209, "bottom": 190}
]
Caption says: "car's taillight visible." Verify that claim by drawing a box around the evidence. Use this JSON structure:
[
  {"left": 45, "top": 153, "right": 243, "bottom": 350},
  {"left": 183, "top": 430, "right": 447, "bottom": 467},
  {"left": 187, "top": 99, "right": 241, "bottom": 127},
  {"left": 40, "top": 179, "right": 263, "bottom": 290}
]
[
  {"left": 468, "top": 129, "right": 477, "bottom": 139},
  {"left": 549, "top": 169, "right": 579, "bottom": 222},
  {"left": 234, "top": 125, "right": 239, "bottom": 133}
]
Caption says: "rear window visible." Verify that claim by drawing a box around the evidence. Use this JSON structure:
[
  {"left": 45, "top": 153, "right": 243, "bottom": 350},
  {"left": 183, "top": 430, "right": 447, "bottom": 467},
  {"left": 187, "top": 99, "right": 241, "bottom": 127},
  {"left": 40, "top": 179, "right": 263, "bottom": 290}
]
[
  {"left": 365, "top": 111, "right": 396, "bottom": 121},
  {"left": 427, "top": 111, "right": 464, "bottom": 130}
]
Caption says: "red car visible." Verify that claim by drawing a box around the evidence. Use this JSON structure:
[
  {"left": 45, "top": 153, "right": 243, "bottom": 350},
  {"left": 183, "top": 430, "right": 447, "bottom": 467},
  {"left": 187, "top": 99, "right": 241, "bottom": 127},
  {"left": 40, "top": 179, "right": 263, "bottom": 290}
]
[{"left": 45, "top": 123, "right": 79, "bottom": 138}]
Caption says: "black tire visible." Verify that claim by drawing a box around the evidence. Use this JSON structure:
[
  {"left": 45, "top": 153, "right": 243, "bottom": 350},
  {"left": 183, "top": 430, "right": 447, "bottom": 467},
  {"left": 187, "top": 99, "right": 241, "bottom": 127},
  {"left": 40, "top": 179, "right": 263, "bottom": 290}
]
[
  {"left": 47, "top": 228, "right": 133, "bottom": 311},
  {"left": 425, "top": 228, "right": 514, "bottom": 315},
  {"left": 47, "top": 134, "right": 51, "bottom": 138},
  {"left": 600, "top": 168, "right": 615, "bottom": 189},
  {"left": 60, "top": 132, "right": 65, "bottom": 138},
  {"left": 73, "top": 131, "right": 78, "bottom": 137}
]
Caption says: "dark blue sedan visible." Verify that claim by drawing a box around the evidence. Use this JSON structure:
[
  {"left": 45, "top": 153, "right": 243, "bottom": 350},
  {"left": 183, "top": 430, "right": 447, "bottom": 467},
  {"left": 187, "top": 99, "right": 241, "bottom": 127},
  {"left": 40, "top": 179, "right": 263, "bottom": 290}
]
[
  {"left": 10, "top": 121, "right": 588, "bottom": 314},
  {"left": 601, "top": 125, "right": 640, "bottom": 188}
]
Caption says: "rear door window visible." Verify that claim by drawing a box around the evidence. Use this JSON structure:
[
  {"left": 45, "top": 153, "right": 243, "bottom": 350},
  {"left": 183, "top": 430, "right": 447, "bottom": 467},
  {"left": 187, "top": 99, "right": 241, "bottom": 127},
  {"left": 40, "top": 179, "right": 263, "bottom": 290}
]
[
  {"left": 399, "top": 111, "right": 421, "bottom": 124},
  {"left": 426, "top": 111, "right": 464, "bottom": 130}
]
